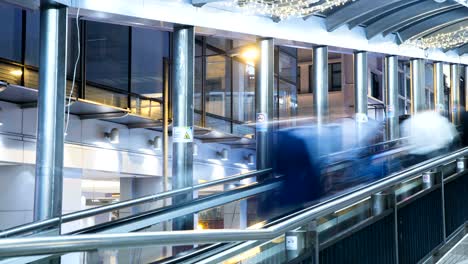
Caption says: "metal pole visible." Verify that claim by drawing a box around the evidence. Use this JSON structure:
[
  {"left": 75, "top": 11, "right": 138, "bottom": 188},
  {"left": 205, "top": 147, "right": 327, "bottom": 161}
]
[
  {"left": 465, "top": 66, "right": 468, "bottom": 111},
  {"left": 451, "top": 64, "right": 461, "bottom": 125},
  {"left": 434, "top": 62, "right": 445, "bottom": 116},
  {"left": 171, "top": 25, "right": 195, "bottom": 231},
  {"left": 34, "top": 0, "right": 67, "bottom": 222},
  {"left": 410, "top": 58, "right": 425, "bottom": 114},
  {"left": 163, "top": 58, "right": 169, "bottom": 198},
  {"left": 255, "top": 38, "right": 274, "bottom": 171},
  {"left": 312, "top": 46, "right": 328, "bottom": 125},
  {"left": 354, "top": 51, "right": 368, "bottom": 122},
  {"left": 385, "top": 55, "right": 399, "bottom": 140}
]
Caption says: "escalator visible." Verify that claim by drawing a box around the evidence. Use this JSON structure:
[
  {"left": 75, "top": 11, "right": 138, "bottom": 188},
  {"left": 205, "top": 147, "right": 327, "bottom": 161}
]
[{"left": 1, "top": 142, "right": 464, "bottom": 264}]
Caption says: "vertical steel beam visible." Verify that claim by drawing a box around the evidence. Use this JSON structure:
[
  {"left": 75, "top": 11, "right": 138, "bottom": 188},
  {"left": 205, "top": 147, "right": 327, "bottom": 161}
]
[
  {"left": 34, "top": 0, "right": 67, "bottom": 222},
  {"left": 385, "top": 55, "right": 399, "bottom": 140},
  {"left": 410, "top": 58, "right": 426, "bottom": 114},
  {"left": 171, "top": 25, "right": 194, "bottom": 231},
  {"left": 354, "top": 51, "right": 368, "bottom": 122},
  {"left": 312, "top": 46, "right": 328, "bottom": 125},
  {"left": 450, "top": 64, "right": 460, "bottom": 125},
  {"left": 465, "top": 66, "right": 468, "bottom": 111},
  {"left": 434, "top": 62, "right": 445, "bottom": 116},
  {"left": 255, "top": 38, "right": 274, "bottom": 171}
]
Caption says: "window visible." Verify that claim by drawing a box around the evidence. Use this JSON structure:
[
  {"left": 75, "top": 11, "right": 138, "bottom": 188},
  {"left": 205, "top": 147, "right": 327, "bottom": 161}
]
[
  {"left": 131, "top": 28, "right": 169, "bottom": 97},
  {"left": 0, "top": 3, "right": 22, "bottom": 62},
  {"left": 371, "top": 72, "right": 382, "bottom": 100},
  {"left": 328, "top": 63, "right": 341, "bottom": 92},
  {"left": 86, "top": 21, "right": 129, "bottom": 91}
]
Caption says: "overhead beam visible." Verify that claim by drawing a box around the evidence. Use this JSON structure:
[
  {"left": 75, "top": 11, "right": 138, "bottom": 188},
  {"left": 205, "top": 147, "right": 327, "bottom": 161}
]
[
  {"left": 366, "top": 1, "right": 459, "bottom": 39},
  {"left": 326, "top": 0, "right": 406, "bottom": 32},
  {"left": 456, "top": 43, "right": 468, "bottom": 56},
  {"left": 398, "top": 8, "right": 467, "bottom": 42},
  {"left": 346, "top": 0, "right": 421, "bottom": 29},
  {"left": 191, "top": 0, "right": 224, "bottom": 7}
]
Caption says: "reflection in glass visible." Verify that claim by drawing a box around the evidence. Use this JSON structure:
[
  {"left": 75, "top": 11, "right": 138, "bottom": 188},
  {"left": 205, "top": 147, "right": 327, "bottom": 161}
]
[
  {"left": 0, "top": 3, "right": 22, "bottom": 62},
  {"left": 131, "top": 28, "right": 169, "bottom": 98},
  {"left": 86, "top": 21, "right": 129, "bottom": 91},
  {"left": 206, "top": 55, "right": 230, "bottom": 118}
]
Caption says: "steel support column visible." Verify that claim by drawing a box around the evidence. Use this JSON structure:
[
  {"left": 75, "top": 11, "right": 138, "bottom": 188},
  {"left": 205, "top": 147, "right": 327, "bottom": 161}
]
[
  {"left": 312, "top": 46, "right": 328, "bottom": 125},
  {"left": 410, "top": 59, "right": 425, "bottom": 114},
  {"left": 434, "top": 62, "right": 446, "bottom": 116},
  {"left": 385, "top": 55, "right": 399, "bottom": 140},
  {"left": 34, "top": 0, "right": 67, "bottom": 222},
  {"left": 171, "top": 25, "right": 195, "bottom": 231},
  {"left": 255, "top": 38, "right": 274, "bottom": 171},
  {"left": 465, "top": 66, "right": 468, "bottom": 110},
  {"left": 450, "top": 64, "right": 461, "bottom": 125},
  {"left": 354, "top": 51, "right": 368, "bottom": 122}
]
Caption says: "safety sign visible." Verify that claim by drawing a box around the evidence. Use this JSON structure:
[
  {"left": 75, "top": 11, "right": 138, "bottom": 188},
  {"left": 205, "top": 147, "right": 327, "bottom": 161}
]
[
  {"left": 173, "top": 126, "right": 193, "bottom": 143},
  {"left": 256, "top": 112, "right": 268, "bottom": 132}
]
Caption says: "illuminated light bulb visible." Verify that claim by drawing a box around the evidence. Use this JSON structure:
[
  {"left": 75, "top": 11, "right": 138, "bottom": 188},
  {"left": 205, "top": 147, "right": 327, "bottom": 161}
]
[
  {"left": 241, "top": 48, "right": 259, "bottom": 65},
  {"left": 10, "top": 70, "right": 23, "bottom": 77}
]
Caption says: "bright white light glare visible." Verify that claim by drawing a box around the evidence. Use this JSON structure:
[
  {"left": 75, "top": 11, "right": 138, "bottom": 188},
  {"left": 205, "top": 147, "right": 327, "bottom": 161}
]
[
  {"left": 10, "top": 70, "right": 23, "bottom": 77},
  {"left": 241, "top": 48, "right": 258, "bottom": 66},
  {"left": 401, "top": 111, "right": 457, "bottom": 155},
  {"left": 0, "top": 122, "right": 3, "bottom": 126}
]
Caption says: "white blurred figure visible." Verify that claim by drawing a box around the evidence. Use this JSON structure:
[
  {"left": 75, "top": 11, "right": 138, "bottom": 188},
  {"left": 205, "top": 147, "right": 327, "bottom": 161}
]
[{"left": 401, "top": 111, "right": 458, "bottom": 155}]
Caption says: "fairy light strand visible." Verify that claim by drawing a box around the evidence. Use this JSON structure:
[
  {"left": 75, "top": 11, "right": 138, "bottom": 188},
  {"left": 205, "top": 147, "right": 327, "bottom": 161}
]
[
  {"left": 405, "top": 26, "right": 468, "bottom": 50},
  {"left": 224, "top": 0, "right": 355, "bottom": 20}
]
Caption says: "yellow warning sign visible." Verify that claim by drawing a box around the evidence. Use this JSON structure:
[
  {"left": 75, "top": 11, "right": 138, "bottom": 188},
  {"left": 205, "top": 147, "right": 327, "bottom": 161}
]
[{"left": 174, "top": 126, "right": 193, "bottom": 143}]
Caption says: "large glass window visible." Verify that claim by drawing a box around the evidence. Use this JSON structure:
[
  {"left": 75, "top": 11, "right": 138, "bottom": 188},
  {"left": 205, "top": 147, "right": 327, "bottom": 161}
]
[
  {"left": 206, "top": 55, "right": 230, "bottom": 118},
  {"left": 0, "top": 3, "right": 22, "bottom": 62},
  {"left": 86, "top": 21, "right": 129, "bottom": 91},
  {"left": 328, "top": 63, "right": 342, "bottom": 92},
  {"left": 25, "top": 10, "right": 39, "bottom": 67},
  {"left": 131, "top": 28, "right": 169, "bottom": 97}
]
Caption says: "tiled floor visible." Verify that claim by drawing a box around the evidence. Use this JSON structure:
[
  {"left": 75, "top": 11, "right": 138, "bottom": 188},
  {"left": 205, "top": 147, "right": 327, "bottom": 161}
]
[{"left": 438, "top": 234, "right": 468, "bottom": 264}]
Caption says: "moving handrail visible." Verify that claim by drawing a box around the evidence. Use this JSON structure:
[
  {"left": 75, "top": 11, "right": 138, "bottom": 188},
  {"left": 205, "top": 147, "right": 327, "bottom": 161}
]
[
  {"left": 0, "top": 147, "right": 466, "bottom": 257},
  {"left": 0, "top": 168, "right": 272, "bottom": 238}
]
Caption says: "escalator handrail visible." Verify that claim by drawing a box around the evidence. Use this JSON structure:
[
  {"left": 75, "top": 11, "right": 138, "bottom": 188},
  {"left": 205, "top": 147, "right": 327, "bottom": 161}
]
[
  {"left": 0, "top": 168, "right": 272, "bottom": 238},
  {"left": 0, "top": 147, "right": 466, "bottom": 257}
]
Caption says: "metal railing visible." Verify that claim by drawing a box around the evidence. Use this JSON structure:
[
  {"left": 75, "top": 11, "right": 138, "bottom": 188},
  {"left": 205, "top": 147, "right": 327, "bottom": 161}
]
[
  {"left": 0, "top": 148, "right": 466, "bottom": 258},
  {"left": 0, "top": 169, "right": 272, "bottom": 238}
]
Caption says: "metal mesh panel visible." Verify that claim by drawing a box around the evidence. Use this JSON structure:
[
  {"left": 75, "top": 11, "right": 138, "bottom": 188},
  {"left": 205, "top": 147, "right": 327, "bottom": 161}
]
[
  {"left": 319, "top": 213, "right": 396, "bottom": 264},
  {"left": 398, "top": 189, "right": 443, "bottom": 264},
  {"left": 444, "top": 173, "right": 468, "bottom": 237}
]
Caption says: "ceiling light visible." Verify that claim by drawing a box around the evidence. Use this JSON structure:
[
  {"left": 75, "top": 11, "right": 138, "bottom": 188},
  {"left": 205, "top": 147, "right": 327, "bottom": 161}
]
[
  {"left": 148, "top": 136, "right": 161, "bottom": 150},
  {"left": 217, "top": 149, "right": 229, "bottom": 161},
  {"left": 104, "top": 128, "right": 119, "bottom": 144}
]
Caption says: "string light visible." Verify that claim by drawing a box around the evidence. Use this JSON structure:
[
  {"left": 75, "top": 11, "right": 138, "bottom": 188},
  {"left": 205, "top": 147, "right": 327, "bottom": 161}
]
[
  {"left": 404, "top": 26, "right": 468, "bottom": 50},
  {"left": 223, "top": 0, "right": 355, "bottom": 21}
]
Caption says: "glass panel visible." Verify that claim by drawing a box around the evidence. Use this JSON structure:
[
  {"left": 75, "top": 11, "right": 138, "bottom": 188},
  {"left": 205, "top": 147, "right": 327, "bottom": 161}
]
[
  {"left": 67, "top": 18, "right": 81, "bottom": 80},
  {"left": 0, "top": 3, "right": 22, "bottom": 62},
  {"left": 206, "top": 115, "right": 231, "bottom": 133},
  {"left": 206, "top": 36, "right": 229, "bottom": 52},
  {"left": 328, "top": 63, "right": 342, "bottom": 92},
  {"left": 232, "top": 60, "right": 255, "bottom": 122},
  {"left": 278, "top": 80, "right": 297, "bottom": 128},
  {"left": 86, "top": 21, "right": 129, "bottom": 91},
  {"left": 195, "top": 56, "right": 202, "bottom": 111},
  {"left": 206, "top": 55, "right": 230, "bottom": 118},
  {"left": 130, "top": 96, "right": 162, "bottom": 119},
  {"left": 0, "top": 62, "right": 22, "bottom": 85},
  {"left": 25, "top": 10, "right": 39, "bottom": 66},
  {"left": 85, "top": 85, "right": 128, "bottom": 108},
  {"left": 278, "top": 51, "right": 297, "bottom": 83},
  {"left": 131, "top": 28, "right": 169, "bottom": 98}
]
